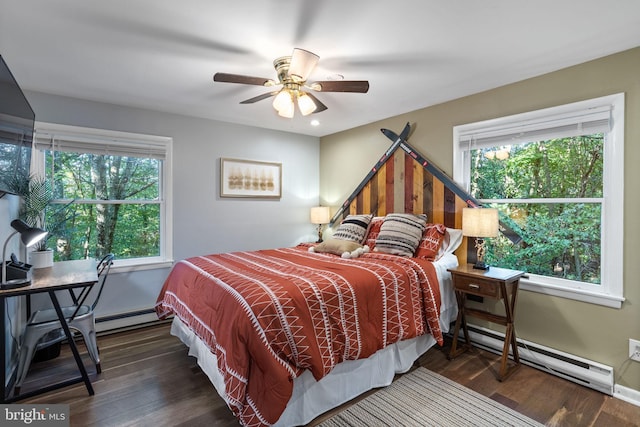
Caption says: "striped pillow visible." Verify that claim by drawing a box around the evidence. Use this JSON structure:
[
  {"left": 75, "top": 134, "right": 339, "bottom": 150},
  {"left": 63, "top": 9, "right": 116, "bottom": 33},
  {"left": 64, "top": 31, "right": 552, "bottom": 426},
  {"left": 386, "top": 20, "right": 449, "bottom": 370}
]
[
  {"left": 374, "top": 213, "right": 428, "bottom": 257},
  {"left": 333, "top": 214, "right": 373, "bottom": 244}
]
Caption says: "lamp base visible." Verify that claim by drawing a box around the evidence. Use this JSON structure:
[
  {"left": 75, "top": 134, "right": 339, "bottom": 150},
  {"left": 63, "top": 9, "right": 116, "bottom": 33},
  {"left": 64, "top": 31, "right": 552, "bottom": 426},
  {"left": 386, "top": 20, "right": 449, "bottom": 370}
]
[
  {"left": 316, "top": 225, "right": 324, "bottom": 243},
  {"left": 0, "top": 278, "right": 32, "bottom": 290},
  {"left": 472, "top": 262, "right": 490, "bottom": 270}
]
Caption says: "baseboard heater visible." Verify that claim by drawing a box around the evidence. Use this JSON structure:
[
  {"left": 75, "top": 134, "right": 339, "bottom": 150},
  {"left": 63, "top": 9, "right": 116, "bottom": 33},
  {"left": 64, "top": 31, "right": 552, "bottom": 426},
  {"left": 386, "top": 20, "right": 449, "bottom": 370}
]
[
  {"left": 25, "top": 309, "right": 169, "bottom": 354},
  {"left": 95, "top": 308, "right": 166, "bottom": 334},
  {"left": 459, "top": 324, "right": 614, "bottom": 395}
]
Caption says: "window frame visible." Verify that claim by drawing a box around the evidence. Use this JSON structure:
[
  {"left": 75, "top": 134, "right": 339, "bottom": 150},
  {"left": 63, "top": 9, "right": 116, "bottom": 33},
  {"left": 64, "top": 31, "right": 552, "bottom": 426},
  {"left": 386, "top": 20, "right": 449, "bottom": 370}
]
[
  {"left": 453, "top": 94, "right": 624, "bottom": 308},
  {"left": 31, "top": 122, "right": 174, "bottom": 272}
]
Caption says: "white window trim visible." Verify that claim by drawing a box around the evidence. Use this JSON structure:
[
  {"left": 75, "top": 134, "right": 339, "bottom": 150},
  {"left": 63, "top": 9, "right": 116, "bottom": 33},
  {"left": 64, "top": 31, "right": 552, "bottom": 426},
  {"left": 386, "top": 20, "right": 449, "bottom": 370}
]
[
  {"left": 32, "top": 122, "right": 174, "bottom": 271},
  {"left": 453, "top": 94, "right": 624, "bottom": 308}
]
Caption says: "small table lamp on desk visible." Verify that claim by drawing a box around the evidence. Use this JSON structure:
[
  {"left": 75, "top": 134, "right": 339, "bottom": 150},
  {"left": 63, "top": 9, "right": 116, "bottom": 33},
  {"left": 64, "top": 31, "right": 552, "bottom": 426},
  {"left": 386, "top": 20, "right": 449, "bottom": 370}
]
[
  {"left": 462, "top": 207, "right": 499, "bottom": 270},
  {"left": 1, "top": 219, "right": 48, "bottom": 290}
]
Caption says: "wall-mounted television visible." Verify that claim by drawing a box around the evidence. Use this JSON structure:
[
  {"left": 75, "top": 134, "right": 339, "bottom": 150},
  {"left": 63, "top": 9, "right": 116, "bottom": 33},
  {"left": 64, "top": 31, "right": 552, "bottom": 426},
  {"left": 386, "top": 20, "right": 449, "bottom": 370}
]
[{"left": 0, "top": 55, "right": 34, "bottom": 196}]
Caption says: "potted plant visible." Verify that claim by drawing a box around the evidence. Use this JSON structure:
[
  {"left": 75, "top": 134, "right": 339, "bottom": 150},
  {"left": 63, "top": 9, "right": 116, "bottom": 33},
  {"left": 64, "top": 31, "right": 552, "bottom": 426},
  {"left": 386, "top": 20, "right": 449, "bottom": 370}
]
[{"left": 8, "top": 175, "right": 74, "bottom": 268}]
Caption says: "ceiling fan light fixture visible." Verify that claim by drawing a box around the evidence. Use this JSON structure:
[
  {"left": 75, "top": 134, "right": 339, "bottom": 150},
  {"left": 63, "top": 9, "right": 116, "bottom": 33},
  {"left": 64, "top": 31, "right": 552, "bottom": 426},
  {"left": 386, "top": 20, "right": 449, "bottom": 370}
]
[
  {"left": 274, "top": 90, "right": 295, "bottom": 118},
  {"left": 273, "top": 90, "right": 293, "bottom": 113},
  {"left": 288, "top": 48, "right": 319, "bottom": 82},
  {"left": 297, "top": 92, "right": 317, "bottom": 116},
  {"left": 277, "top": 101, "right": 295, "bottom": 118},
  {"left": 214, "top": 48, "right": 369, "bottom": 117}
]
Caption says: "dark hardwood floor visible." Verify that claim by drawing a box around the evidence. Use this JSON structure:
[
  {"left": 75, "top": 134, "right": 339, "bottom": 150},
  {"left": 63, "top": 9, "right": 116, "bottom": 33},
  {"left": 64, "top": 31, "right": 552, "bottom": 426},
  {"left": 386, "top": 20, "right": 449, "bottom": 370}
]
[{"left": 17, "top": 323, "right": 640, "bottom": 426}]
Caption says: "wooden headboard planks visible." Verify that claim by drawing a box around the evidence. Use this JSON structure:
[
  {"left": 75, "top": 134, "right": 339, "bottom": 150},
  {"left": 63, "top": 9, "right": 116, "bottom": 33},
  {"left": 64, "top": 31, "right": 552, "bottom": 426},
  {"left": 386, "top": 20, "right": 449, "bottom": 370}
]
[
  {"left": 345, "top": 149, "right": 464, "bottom": 223},
  {"left": 328, "top": 124, "right": 495, "bottom": 264},
  {"left": 340, "top": 148, "right": 470, "bottom": 264}
]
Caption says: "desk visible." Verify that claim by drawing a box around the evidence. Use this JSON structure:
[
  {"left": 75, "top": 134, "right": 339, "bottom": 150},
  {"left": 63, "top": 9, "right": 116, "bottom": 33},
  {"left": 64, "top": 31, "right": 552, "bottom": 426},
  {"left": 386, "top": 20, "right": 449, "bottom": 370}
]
[{"left": 0, "top": 259, "right": 98, "bottom": 402}]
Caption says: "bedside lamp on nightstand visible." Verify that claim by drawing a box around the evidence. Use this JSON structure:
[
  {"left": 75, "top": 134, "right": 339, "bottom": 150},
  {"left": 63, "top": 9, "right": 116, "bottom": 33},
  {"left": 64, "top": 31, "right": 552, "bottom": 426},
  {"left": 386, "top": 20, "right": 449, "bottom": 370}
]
[
  {"left": 310, "top": 206, "right": 330, "bottom": 243},
  {"left": 462, "top": 207, "right": 498, "bottom": 270}
]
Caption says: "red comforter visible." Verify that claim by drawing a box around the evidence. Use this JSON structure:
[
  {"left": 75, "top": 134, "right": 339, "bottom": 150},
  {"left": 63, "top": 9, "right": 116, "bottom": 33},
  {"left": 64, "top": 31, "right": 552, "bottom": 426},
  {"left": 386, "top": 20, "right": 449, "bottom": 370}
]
[{"left": 155, "top": 245, "right": 442, "bottom": 427}]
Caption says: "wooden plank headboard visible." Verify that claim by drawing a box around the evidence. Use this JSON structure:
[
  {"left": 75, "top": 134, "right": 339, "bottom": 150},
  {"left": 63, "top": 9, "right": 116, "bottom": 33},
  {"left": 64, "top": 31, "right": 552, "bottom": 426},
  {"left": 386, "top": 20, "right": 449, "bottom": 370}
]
[{"left": 331, "top": 128, "right": 470, "bottom": 265}]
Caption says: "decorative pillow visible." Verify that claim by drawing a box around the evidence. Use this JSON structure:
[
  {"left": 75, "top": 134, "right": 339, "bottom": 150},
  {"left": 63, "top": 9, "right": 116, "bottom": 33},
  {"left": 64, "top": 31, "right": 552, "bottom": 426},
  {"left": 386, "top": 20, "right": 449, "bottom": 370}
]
[
  {"left": 332, "top": 214, "right": 373, "bottom": 244},
  {"left": 309, "top": 238, "right": 370, "bottom": 258},
  {"left": 374, "top": 213, "right": 427, "bottom": 257},
  {"left": 342, "top": 245, "right": 370, "bottom": 259},
  {"left": 364, "top": 216, "right": 384, "bottom": 250},
  {"left": 414, "top": 223, "right": 447, "bottom": 260}
]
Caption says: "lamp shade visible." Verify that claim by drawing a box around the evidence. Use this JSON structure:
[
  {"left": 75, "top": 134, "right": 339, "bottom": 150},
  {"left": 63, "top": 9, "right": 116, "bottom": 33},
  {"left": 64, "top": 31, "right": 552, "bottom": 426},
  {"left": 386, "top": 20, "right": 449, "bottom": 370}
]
[
  {"left": 288, "top": 48, "right": 319, "bottom": 81},
  {"left": 310, "top": 206, "right": 331, "bottom": 225},
  {"left": 11, "top": 219, "right": 48, "bottom": 247},
  {"left": 462, "top": 208, "right": 498, "bottom": 238},
  {"left": 273, "top": 90, "right": 294, "bottom": 113},
  {"left": 277, "top": 103, "right": 295, "bottom": 118},
  {"left": 297, "top": 92, "right": 317, "bottom": 116}
]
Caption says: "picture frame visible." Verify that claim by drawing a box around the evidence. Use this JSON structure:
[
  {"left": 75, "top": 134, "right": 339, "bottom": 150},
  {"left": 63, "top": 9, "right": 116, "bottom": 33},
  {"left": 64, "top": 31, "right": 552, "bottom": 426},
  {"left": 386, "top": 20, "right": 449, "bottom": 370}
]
[{"left": 220, "top": 157, "right": 282, "bottom": 199}]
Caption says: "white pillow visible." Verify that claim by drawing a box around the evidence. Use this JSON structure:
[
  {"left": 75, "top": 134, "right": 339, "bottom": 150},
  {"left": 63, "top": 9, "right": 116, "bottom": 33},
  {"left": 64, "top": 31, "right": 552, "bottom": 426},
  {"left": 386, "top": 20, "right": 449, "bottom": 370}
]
[{"left": 436, "top": 227, "right": 464, "bottom": 260}]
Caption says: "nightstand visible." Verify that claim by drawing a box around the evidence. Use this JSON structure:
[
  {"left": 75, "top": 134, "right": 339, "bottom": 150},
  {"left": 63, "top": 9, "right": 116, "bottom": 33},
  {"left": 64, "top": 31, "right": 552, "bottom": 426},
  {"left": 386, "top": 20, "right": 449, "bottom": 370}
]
[{"left": 447, "top": 264, "right": 525, "bottom": 381}]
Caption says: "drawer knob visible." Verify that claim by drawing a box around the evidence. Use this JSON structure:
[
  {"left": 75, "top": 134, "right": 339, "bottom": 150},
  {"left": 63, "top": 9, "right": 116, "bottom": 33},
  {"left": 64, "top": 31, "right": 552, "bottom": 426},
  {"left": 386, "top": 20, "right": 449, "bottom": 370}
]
[{"left": 468, "top": 284, "right": 480, "bottom": 289}]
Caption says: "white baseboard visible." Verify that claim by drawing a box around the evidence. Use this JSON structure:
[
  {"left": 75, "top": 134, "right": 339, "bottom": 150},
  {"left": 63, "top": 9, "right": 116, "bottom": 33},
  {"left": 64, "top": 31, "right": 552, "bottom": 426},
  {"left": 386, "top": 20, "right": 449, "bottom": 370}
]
[{"left": 614, "top": 384, "right": 640, "bottom": 407}]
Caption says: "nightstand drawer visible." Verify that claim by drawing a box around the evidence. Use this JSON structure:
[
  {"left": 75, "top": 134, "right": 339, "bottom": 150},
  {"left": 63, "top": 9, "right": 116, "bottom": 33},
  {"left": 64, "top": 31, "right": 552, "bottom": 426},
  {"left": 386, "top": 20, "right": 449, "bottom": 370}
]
[{"left": 454, "top": 276, "right": 500, "bottom": 298}]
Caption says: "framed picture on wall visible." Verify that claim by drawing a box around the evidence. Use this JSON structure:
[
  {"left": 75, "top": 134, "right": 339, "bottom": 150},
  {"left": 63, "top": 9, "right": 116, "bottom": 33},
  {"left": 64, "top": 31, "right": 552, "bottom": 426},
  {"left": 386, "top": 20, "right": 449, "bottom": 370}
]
[{"left": 220, "top": 157, "right": 282, "bottom": 199}]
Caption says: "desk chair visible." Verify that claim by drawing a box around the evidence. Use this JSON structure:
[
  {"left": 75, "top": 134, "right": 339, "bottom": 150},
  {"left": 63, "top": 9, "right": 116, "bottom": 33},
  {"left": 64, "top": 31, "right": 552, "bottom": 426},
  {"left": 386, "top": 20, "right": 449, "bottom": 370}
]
[{"left": 14, "top": 254, "right": 115, "bottom": 395}]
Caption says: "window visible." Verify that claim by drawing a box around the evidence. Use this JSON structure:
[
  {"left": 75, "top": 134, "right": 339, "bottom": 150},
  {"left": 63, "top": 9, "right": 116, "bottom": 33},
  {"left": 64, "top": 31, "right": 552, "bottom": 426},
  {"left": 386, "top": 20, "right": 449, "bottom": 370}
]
[
  {"left": 32, "top": 123, "right": 173, "bottom": 270},
  {"left": 453, "top": 94, "right": 624, "bottom": 308}
]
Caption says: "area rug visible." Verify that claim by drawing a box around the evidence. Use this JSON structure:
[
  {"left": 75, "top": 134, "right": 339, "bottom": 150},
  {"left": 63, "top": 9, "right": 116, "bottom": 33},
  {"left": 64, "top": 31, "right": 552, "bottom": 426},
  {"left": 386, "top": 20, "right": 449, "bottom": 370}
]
[{"left": 318, "top": 367, "right": 544, "bottom": 427}]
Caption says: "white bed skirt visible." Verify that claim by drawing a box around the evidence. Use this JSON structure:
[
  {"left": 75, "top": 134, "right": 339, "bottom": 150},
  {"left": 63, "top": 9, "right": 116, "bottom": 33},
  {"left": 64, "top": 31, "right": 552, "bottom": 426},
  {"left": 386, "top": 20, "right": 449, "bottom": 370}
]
[
  {"left": 171, "top": 316, "right": 436, "bottom": 426},
  {"left": 169, "top": 252, "right": 459, "bottom": 426}
]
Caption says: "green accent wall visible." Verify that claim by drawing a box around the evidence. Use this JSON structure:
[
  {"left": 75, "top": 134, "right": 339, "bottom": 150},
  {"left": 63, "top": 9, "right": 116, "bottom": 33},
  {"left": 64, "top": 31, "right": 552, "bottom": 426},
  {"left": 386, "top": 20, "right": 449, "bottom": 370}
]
[{"left": 320, "top": 47, "right": 640, "bottom": 391}]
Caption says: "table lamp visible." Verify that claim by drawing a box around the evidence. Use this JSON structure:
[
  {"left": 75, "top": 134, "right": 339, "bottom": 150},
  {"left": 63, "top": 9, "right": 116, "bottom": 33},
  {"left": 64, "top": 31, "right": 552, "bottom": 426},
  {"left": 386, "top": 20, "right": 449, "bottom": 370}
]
[
  {"left": 462, "top": 207, "right": 499, "bottom": 270},
  {"left": 2, "top": 219, "right": 48, "bottom": 289},
  {"left": 310, "top": 206, "right": 330, "bottom": 243}
]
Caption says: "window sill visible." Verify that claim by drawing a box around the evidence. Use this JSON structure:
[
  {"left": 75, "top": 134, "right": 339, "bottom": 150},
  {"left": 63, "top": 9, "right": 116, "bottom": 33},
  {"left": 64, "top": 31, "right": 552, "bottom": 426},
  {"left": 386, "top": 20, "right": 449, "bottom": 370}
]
[
  {"left": 519, "top": 277, "right": 624, "bottom": 309},
  {"left": 110, "top": 258, "right": 174, "bottom": 274}
]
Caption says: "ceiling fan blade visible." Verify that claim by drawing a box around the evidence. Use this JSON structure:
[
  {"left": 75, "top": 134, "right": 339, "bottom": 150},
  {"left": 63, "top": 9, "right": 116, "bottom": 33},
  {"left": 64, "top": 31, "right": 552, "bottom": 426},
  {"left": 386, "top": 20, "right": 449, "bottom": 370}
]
[
  {"left": 305, "top": 92, "right": 328, "bottom": 113},
  {"left": 239, "top": 92, "right": 278, "bottom": 104},
  {"left": 310, "top": 80, "right": 370, "bottom": 93},
  {"left": 288, "top": 48, "right": 319, "bottom": 81},
  {"left": 214, "top": 72, "right": 275, "bottom": 86}
]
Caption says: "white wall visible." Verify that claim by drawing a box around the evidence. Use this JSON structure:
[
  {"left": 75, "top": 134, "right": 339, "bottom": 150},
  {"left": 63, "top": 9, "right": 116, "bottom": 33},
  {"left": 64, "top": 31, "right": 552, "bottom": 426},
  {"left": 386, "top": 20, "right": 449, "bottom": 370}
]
[{"left": 23, "top": 90, "right": 320, "bottom": 323}]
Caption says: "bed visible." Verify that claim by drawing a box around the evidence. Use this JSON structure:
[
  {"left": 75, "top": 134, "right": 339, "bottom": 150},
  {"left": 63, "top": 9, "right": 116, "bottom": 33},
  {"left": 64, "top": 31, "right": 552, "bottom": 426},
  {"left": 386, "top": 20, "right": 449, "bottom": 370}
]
[{"left": 155, "top": 214, "right": 463, "bottom": 427}]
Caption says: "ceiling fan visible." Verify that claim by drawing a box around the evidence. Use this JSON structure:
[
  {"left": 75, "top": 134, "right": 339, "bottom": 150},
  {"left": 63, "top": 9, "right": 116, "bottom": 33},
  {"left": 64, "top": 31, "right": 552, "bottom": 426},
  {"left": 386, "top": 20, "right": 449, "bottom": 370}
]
[{"left": 213, "top": 48, "right": 369, "bottom": 118}]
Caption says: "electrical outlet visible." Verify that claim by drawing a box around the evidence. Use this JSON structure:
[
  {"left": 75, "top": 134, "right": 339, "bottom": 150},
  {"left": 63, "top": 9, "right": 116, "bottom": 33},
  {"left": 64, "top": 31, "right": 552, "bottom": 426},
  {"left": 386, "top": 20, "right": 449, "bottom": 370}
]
[{"left": 629, "top": 339, "right": 640, "bottom": 362}]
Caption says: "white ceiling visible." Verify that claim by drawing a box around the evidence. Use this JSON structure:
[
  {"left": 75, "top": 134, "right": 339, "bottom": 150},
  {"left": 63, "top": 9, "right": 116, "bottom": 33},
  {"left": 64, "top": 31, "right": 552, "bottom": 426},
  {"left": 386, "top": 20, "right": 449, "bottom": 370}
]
[{"left": 1, "top": 1, "right": 639, "bottom": 137}]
